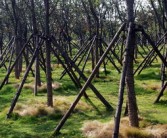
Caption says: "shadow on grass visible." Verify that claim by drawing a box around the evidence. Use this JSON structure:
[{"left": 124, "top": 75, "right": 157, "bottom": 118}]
[
  {"left": 147, "top": 63, "right": 160, "bottom": 68},
  {"left": 0, "top": 123, "right": 41, "bottom": 138},
  {"left": 135, "top": 85, "right": 155, "bottom": 95},
  {"left": 0, "top": 85, "right": 16, "bottom": 95},
  {"left": 0, "top": 96, "right": 13, "bottom": 113},
  {"left": 53, "top": 83, "right": 79, "bottom": 96},
  {"left": 144, "top": 114, "right": 160, "bottom": 125},
  {"left": 135, "top": 71, "right": 160, "bottom": 81},
  {"left": 155, "top": 100, "right": 167, "bottom": 107},
  {"left": 93, "top": 76, "right": 114, "bottom": 83},
  {"left": 84, "top": 97, "right": 113, "bottom": 116},
  {"left": 0, "top": 96, "right": 12, "bottom": 104}
]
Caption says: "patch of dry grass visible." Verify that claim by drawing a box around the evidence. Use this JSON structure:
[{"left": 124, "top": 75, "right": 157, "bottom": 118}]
[
  {"left": 145, "top": 124, "right": 167, "bottom": 138},
  {"left": 51, "top": 63, "right": 62, "bottom": 68},
  {"left": 82, "top": 117, "right": 167, "bottom": 138},
  {"left": 53, "top": 96, "right": 92, "bottom": 114},
  {"left": 81, "top": 120, "right": 124, "bottom": 138},
  {"left": 85, "top": 69, "right": 92, "bottom": 74},
  {"left": 14, "top": 96, "right": 92, "bottom": 117},
  {"left": 14, "top": 82, "right": 62, "bottom": 93},
  {"left": 15, "top": 104, "right": 55, "bottom": 117},
  {"left": 141, "top": 82, "right": 160, "bottom": 91},
  {"left": 124, "top": 127, "right": 153, "bottom": 138}
]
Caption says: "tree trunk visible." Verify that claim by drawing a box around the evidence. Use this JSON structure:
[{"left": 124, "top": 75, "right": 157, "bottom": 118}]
[
  {"left": 11, "top": 0, "right": 20, "bottom": 79},
  {"left": 150, "top": 0, "right": 166, "bottom": 31},
  {"left": 31, "top": 0, "right": 41, "bottom": 95},
  {"left": 0, "top": 36, "right": 3, "bottom": 60},
  {"left": 44, "top": 0, "right": 53, "bottom": 107},
  {"left": 126, "top": 0, "right": 139, "bottom": 127},
  {"left": 125, "top": 23, "right": 139, "bottom": 127},
  {"left": 88, "top": 0, "right": 100, "bottom": 77}
]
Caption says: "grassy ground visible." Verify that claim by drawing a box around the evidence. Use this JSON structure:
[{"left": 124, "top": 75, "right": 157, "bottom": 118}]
[{"left": 0, "top": 57, "right": 167, "bottom": 138}]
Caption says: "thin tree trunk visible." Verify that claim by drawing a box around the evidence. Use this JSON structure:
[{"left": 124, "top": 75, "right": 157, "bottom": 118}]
[
  {"left": 126, "top": 23, "right": 139, "bottom": 127},
  {"left": 126, "top": 0, "right": 139, "bottom": 127},
  {"left": 88, "top": 0, "right": 100, "bottom": 77},
  {"left": 11, "top": 0, "right": 20, "bottom": 79},
  {"left": 31, "top": 0, "right": 41, "bottom": 95},
  {"left": 44, "top": 0, "right": 53, "bottom": 107}
]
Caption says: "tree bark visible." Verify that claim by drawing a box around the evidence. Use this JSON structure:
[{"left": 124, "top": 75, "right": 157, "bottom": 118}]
[
  {"left": 126, "top": 0, "right": 139, "bottom": 127},
  {"left": 11, "top": 0, "right": 20, "bottom": 79},
  {"left": 88, "top": 0, "right": 100, "bottom": 77},
  {"left": 44, "top": 0, "right": 53, "bottom": 107},
  {"left": 31, "top": 0, "right": 41, "bottom": 96}
]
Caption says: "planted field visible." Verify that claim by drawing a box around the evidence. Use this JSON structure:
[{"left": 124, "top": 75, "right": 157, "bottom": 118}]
[
  {"left": 0, "top": 59, "right": 166, "bottom": 138},
  {"left": 0, "top": 0, "right": 167, "bottom": 137}
]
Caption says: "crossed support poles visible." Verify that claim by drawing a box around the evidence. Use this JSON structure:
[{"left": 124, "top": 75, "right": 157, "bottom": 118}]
[
  {"left": 1, "top": 32, "right": 114, "bottom": 122},
  {"left": 1, "top": 22, "right": 166, "bottom": 136},
  {"left": 52, "top": 23, "right": 126, "bottom": 135},
  {"left": 113, "top": 23, "right": 167, "bottom": 137},
  {"left": 60, "top": 35, "right": 122, "bottom": 81},
  {"left": 154, "top": 43, "right": 167, "bottom": 103},
  {"left": 53, "top": 22, "right": 167, "bottom": 136},
  {"left": 132, "top": 29, "right": 167, "bottom": 103},
  {"left": 5, "top": 35, "right": 45, "bottom": 118}
]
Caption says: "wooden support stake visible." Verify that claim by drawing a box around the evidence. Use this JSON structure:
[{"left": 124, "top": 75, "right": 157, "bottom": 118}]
[
  {"left": 51, "top": 46, "right": 89, "bottom": 99},
  {"left": 141, "top": 29, "right": 167, "bottom": 67},
  {"left": 52, "top": 23, "right": 125, "bottom": 135},
  {"left": 60, "top": 36, "right": 96, "bottom": 80},
  {"left": 154, "top": 82, "right": 167, "bottom": 103},
  {"left": 113, "top": 22, "right": 133, "bottom": 138},
  {"left": 6, "top": 40, "right": 42, "bottom": 118},
  {"left": 0, "top": 35, "right": 33, "bottom": 90},
  {"left": 134, "top": 31, "right": 167, "bottom": 75},
  {"left": 52, "top": 36, "right": 112, "bottom": 109}
]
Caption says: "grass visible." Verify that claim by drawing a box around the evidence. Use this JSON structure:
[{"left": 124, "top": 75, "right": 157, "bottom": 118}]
[
  {"left": 0, "top": 54, "right": 167, "bottom": 138},
  {"left": 81, "top": 118, "right": 152, "bottom": 138}
]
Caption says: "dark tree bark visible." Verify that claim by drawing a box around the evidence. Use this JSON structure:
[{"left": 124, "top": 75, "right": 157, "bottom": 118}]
[
  {"left": 150, "top": 0, "right": 166, "bottom": 31},
  {"left": 11, "top": 0, "right": 20, "bottom": 79},
  {"left": 31, "top": 0, "right": 38, "bottom": 34},
  {"left": 44, "top": 0, "right": 53, "bottom": 107},
  {"left": 88, "top": 0, "right": 100, "bottom": 77},
  {"left": 113, "top": 23, "right": 131, "bottom": 138},
  {"left": 30, "top": 0, "right": 41, "bottom": 96},
  {"left": 114, "top": 1, "right": 124, "bottom": 22},
  {"left": 126, "top": 0, "right": 139, "bottom": 127},
  {"left": 113, "top": 1, "right": 139, "bottom": 137},
  {"left": 0, "top": 35, "right": 3, "bottom": 60},
  {"left": 163, "top": 0, "right": 167, "bottom": 20},
  {"left": 81, "top": 0, "right": 95, "bottom": 71}
]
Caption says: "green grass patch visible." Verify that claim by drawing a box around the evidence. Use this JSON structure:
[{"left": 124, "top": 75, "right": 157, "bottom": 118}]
[{"left": 0, "top": 56, "right": 167, "bottom": 138}]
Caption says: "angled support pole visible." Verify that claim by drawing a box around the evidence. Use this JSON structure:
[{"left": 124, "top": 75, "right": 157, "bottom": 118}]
[
  {"left": 78, "top": 42, "right": 94, "bottom": 80},
  {"left": 0, "top": 37, "right": 14, "bottom": 60},
  {"left": 52, "top": 23, "right": 126, "bottom": 136},
  {"left": 50, "top": 45, "right": 89, "bottom": 99},
  {"left": 100, "top": 44, "right": 121, "bottom": 73},
  {"left": 51, "top": 36, "right": 112, "bottom": 109},
  {"left": 102, "top": 39, "right": 122, "bottom": 66},
  {"left": 154, "top": 81, "right": 167, "bottom": 103},
  {"left": 0, "top": 35, "right": 33, "bottom": 90},
  {"left": 5, "top": 41, "right": 15, "bottom": 84},
  {"left": 6, "top": 38, "right": 43, "bottom": 118},
  {"left": 60, "top": 36, "right": 96, "bottom": 80},
  {"left": 113, "top": 22, "right": 133, "bottom": 138},
  {"left": 141, "top": 29, "right": 167, "bottom": 67},
  {"left": 134, "top": 31, "right": 167, "bottom": 75}
]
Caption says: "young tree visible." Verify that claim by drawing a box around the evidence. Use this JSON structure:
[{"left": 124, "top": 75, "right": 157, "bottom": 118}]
[
  {"left": 30, "top": 0, "right": 41, "bottom": 96},
  {"left": 11, "top": 0, "right": 20, "bottom": 79},
  {"left": 44, "top": 0, "right": 53, "bottom": 107},
  {"left": 113, "top": 0, "right": 139, "bottom": 137},
  {"left": 125, "top": 0, "right": 139, "bottom": 127}
]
